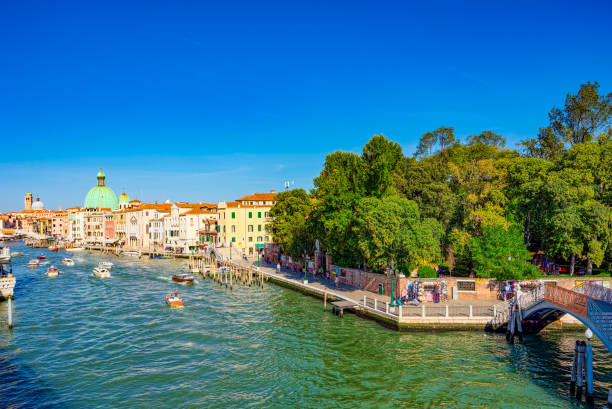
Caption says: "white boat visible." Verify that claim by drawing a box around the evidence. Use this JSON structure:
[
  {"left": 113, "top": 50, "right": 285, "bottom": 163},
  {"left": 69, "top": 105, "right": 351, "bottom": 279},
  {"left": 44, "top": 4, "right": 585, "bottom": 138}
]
[
  {"left": 28, "top": 259, "right": 40, "bottom": 266},
  {"left": 11, "top": 251, "right": 24, "bottom": 257},
  {"left": 46, "top": 266, "right": 60, "bottom": 277},
  {"left": 120, "top": 251, "right": 140, "bottom": 257},
  {"left": 62, "top": 258, "right": 75, "bottom": 266},
  {"left": 0, "top": 247, "right": 10, "bottom": 263},
  {"left": 66, "top": 247, "right": 85, "bottom": 252},
  {"left": 98, "top": 261, "right": 114, "bottom": 269},
  {"left": 92, "top": 267, "right": 111, "bottom": 278}
]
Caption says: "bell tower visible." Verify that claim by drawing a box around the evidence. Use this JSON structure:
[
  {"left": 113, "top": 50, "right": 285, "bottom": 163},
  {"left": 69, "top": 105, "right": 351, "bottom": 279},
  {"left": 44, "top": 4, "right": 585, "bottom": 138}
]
[{"left": 24, "top": 193, "right": 33, "bottom": 210}]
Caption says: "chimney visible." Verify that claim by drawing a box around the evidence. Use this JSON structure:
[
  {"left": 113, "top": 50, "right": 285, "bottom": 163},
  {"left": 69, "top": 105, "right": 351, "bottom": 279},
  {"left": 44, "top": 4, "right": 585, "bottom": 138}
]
[{"left": 270, "top": 189, "right": 275, "bottom": 193}]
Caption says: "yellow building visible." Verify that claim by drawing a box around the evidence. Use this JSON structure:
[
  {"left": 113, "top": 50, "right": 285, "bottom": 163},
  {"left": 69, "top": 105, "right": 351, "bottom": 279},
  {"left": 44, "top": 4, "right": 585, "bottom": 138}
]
[{"left": 217, "top": 191, "right": 277, "bottom": 257}]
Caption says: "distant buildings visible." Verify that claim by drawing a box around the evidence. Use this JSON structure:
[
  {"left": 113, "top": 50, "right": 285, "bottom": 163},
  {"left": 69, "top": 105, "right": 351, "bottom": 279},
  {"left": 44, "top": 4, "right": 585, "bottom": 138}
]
[{"left": 2, "top": 168, "right": 277, "bottom": 255}]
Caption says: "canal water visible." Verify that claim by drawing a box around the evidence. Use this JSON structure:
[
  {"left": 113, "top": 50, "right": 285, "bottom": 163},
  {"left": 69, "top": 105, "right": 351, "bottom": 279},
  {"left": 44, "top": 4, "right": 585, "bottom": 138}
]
[{"left": 0, "top": 242, "right": 611, "bottom": 408}]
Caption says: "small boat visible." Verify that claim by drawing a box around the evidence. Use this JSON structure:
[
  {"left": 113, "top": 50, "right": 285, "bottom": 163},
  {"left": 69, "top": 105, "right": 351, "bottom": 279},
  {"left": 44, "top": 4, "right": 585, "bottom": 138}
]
[
  {"left": 49, "top": 246, "right": 58, "bottom": 252},
  {"left": 37, "top": 255, "right": 46, "bottom": 260},
  {"left": 47, "top": 266, "right": 60, "bottom": 277},
  {"left": 62, "top": 258, "right": 75, "bottom": 266},
  {"left": 166, "top": 293, "right": 184, "bottom": 308},
  {"left": 93, "top": 267, "right": 111, "bottom": 278},
  {"left": 0, "top": 247, "right": 10, "bottom": 262},
  {"left": 98, "top": 261, "right": 114, "bottom": 269},
  {"left": 66, "top": 247, "right": 85, "bottom": 252},
  {"left": 28, "top": 259, "right": 40, "bottom": 266},
  {"left": 172, "top": 274, "right": 195, "bottom": 284},
  {"left": 11, "top": 251, "right": 24, "bottom": 257},
  {"left": 121, "top": 251, "right": 140, "bottom": 257},
  {"left": 149, "top": 253, "right": 164, "bottom": 259}
]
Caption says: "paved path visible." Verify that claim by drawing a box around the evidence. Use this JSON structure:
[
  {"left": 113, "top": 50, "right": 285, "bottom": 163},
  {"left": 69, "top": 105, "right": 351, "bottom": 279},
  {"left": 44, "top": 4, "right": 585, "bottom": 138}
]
[{"left": 216, "top": 247, "right": 497, "bottom": 308}]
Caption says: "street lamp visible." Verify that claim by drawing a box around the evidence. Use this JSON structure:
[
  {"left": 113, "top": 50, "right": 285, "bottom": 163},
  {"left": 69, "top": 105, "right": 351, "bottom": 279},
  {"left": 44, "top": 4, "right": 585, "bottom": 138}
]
[
  {"left": 303, "top": 251, "right": 308, "bottom": 284},
  {"left": 387, "top": 260, "right": 396, "bottom": 307}
]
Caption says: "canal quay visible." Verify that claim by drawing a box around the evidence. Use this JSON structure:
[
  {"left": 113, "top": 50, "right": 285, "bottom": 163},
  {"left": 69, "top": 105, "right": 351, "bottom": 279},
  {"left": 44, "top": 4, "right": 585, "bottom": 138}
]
[{"left": 0, "top": 242, "right": 610, "bottom": 408}]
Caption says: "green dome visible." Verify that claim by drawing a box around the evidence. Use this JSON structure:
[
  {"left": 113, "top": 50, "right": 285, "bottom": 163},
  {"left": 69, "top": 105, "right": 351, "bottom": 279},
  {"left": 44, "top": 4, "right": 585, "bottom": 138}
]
[
  {"left": 84, "top": 168, "right": 118, "bottom": 210},
  {"left": 119, "top": 192, "right": 130, "bottom": 204}
]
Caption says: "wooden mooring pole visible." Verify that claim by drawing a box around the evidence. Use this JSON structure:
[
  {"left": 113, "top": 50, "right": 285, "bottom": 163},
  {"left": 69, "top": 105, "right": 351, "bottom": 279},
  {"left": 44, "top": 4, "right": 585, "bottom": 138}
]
[{"left": 7, "top": 297, "right": 13, "bottom": 329}]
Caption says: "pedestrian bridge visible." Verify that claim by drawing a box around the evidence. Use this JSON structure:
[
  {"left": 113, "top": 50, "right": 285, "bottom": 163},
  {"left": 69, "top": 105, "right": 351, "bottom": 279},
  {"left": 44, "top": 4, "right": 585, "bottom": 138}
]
[{"left": 488, "top": 282, "right": 612, "bottom": 352}]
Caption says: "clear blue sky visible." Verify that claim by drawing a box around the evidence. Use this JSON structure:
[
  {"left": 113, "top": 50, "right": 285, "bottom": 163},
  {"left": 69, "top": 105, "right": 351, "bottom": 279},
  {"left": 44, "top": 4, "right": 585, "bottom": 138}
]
[{"left": 1, "top": 0, "right": 611, "bottom": 212}]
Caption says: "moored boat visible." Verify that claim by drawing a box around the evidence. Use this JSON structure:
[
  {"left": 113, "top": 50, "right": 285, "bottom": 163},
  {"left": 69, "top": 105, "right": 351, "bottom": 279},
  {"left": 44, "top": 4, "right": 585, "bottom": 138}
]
[
  {"left": 172, "top": 274, "right": 195, "bottom": 284},
  {"left": 11, "top": 251, "right": 24, "bottom": 258},
  {"left": 28, "top": 259, "right": 40, "bottom": 267},
  {"left": 62, "top": 258, "right": 75, "bottom": 266},
  {"left": 37, "top": 254, "right": 46, "bottom": 260},
  {"left": 149, "top": 253, "right": 164, "bottom": 259},
  {"left": 49, "top": 246, "right": 58, "bottom": 252},
  {"left": 66, "top": 247, "right": 84, "bottom": 252},
  {"left": 98, "top": 261, "right": 114, "bottom": 269},
  {"left": 166, "top": 292, "right": 184, "bottom": 307},
  {"left": 46, "top": 266, "right": 60, "bottom": 277},
  {"left": 120, "top": 251, "right": 140, "bottom": 257},
  {"left": 92, "top": 267, "right": 111, "bottom": 278}
]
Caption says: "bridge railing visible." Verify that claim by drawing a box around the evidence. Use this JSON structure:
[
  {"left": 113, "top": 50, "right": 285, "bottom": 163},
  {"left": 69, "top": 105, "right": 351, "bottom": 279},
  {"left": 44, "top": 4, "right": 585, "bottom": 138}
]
[
  {"left": 584, "top": 282, "right": 612, "bottom": 304},
  {"left": 544, "top": 283, "right": 588, "bottom": 317}
]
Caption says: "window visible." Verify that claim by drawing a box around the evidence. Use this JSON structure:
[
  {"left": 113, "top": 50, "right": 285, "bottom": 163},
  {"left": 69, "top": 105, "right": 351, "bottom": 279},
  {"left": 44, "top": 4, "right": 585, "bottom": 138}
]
[
  {"left": 248, "top": 212, "right": 252, "bottom": 218},
  {"left": 231, "top": 212, "right": 235, "bottom": 219},
  {"left": 248, "top": 225, "right": 253, "bottom": 232},
  {"left": 265, "top": 236, "right": 269, "bottom": 242},
  {"left": 223, "top": 226, "right": 226, "bottom": 232},
  {"left": 232, "top": 237, "right": 236, "bottom": 242},
  {"left": 258, "top": 212, "right": 261, "bottom": 218},
  {"left": 248, "top": 237, "right": 253, "bottom": 242},
  {"left": 258, "top": 225, "right": 262, "bottom": 232},
  {"left": 231, "top": 225, "right": 236, "bottom": 233},
  {"left": 264, "top": 212, "right": 270, "bottom": 217},
  {"left": 257, "top": 236, "right": 262, "bottom": 242}
]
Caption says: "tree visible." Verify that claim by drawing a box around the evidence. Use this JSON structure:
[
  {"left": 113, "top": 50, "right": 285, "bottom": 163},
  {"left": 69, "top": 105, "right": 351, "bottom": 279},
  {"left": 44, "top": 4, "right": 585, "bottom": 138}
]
[
  {"left": 467, "top": 130, "right": 506, "bottom": 148},
  {"left": 470, "top": 223, "right": 539, "bottom": 281},
  {"left": 354, "top": 196, "right": 442, "bottom": 273},
  {"left": 311, "top": 151, "right": 366, "bottom": 267},
  {"left": 268, "top": 189, "right": 314, "bottom": 258},
  {"left": 520, "top": 126, "right": 564, "bottom": 160},
  {"left": 415, "top": 126, "right": 456, "bottom": 157},
  {"left": 362, "top": 134, "right": 403, "bottom": 197}
]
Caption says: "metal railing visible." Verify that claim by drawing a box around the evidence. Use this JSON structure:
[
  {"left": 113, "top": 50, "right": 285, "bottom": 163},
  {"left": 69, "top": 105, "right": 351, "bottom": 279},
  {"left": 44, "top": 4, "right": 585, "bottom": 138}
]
[
  {"left": 585, "top": 282, "right": 612, "bottom": 304},
  {"left": 360, "top": 296, "right": 497, "bottom": 319}
]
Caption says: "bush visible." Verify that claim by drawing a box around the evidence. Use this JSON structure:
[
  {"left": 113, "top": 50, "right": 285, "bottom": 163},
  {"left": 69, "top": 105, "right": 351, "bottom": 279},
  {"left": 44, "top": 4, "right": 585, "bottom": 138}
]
[{"left": 418, "top": 265, "right": 437, "bottom": 278}]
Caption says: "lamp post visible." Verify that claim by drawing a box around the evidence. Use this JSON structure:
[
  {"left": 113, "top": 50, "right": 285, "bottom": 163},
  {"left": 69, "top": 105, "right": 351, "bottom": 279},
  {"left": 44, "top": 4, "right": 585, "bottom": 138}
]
[
  {"left": 257, "top": 248, "right": 260, "bottom": 270},
  {"left": 303, "top": 251, "right": 308, "bottom": 284},
  {"left": 387, "top": 260, "right": 396, "bottom": 308}
]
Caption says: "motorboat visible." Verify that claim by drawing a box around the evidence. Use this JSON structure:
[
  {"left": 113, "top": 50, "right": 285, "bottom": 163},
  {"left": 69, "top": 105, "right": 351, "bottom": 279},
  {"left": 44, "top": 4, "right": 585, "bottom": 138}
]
[
  {"left": 66, "top": 247, "right": 84, "bottom": 252},
  {"left": 28, "top": 259, "right": 40, "bottom": 267},
  {"left": 149, "top": 253, "right": 164, "bottom": 259},
  {"left": 37, "top": 255, "right": 46, "bottom": 260},
  {"left": 49, "top": 246, "right": 58, "bottom": 252},
  {"left": 46, "top": 266, "right": 60, "bottom": 277},
  {"left": 166, "top": 293, "right": 184, "bottom": 308},
  {"left": 11, "top": 251, "right": 24, "bottom": 257},
  {"left": 98, "top": 261, "right": 114, "bottom": 269},
  {"left": 62, "top": 258, "right": 75, "bottom": 266},
  {"left": 93, "top": 267, "right": 111, "bottom": 278},
  {"left": 172, "top": 274, "right": 195, "bottom": 284},
  {"left": 121, "top": 251, "right": 140, "bottom": 257}
]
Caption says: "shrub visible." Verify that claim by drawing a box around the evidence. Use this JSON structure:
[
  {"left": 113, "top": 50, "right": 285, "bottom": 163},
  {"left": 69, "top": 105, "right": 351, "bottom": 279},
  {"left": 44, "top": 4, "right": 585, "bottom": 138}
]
[{"left": 418, "top": 265, "right": 437, "bottom": 278}]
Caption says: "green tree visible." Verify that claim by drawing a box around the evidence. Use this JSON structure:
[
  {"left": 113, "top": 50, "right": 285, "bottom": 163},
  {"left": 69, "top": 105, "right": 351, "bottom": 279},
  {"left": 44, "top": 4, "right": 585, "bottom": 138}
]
[
  {"left": 415, "top": 126, "right": 456, "bottom": 157},
  {"left": 268, "top": 189, "right": 314, "bottom": 258},
  {"left": 362, "top": 134, "right": 403, "bottom": 197},
  {"left": 520, "top": 126, "right": 564, "bottom": 160},
  {"left": 470, "top": 223, "right": 539, "bottom": 281},
  {"left": 467, "top": 130, "right": 506, "bottom": 148}
]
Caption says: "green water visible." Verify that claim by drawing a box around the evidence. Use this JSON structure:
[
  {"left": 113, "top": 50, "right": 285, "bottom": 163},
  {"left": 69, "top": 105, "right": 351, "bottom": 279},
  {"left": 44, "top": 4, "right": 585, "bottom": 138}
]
[{"left": 1, "top": 243, "right": 611, "bottom": 408}]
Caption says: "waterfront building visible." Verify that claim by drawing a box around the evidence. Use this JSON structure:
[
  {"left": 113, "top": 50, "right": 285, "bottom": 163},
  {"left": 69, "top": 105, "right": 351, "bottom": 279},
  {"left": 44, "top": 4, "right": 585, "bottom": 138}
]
[
  {"left": 51, "top": 211, "right": 69, "bottom": 238},
  {"left": 122, "top": 203, "right": 172, "bottom": 251},
  {"left": 118, "top": 192, "right": 130, "bottom": 210},
  {"left": 162, "top": 203, "right": 217, "bottom": 253},
  {"left": 217, "top": 191, "right": 276, "bottom": 257}
]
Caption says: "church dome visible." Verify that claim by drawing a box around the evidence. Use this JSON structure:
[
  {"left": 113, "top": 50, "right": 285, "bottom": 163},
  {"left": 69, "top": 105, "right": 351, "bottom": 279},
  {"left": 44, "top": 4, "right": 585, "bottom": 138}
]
[
  {"left": 84, "top": 168, "right": 118, "bottom": 210},
  {"left": 119, "top": 192, "right": 130, "bottom": 204},
  {"left": 32, "top": 195, "right": 45, "bottom": 210}
]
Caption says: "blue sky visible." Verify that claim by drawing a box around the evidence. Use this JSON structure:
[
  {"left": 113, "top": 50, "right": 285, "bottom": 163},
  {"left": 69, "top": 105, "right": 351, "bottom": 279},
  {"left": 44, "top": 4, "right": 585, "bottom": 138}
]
[{"left": 1, "top": 0, "right": 611, "bottom": 211}]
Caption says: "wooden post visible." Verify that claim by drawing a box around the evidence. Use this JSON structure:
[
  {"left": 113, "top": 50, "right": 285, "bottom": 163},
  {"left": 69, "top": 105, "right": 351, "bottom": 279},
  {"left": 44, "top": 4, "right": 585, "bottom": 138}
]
[
  {"left": 445, "top": 305, "right": 449, "bottom": 317},
  {"left": 493, "top": 305, "right": 497, "bottom": 316},
  {"left": 469, "top": 305, "right": 473, "bottom": 318},
  {"left": 8, "top": 297, "right": 13, "bottom": 329},
  {"left": 374, "top": 298, "right": 378, "bottom": 311},
  {"left": 324, "top": 292, "right": 327, "bottom": 311},
  {"left": 576, "top": 341, "right": 586, "bottom": 400},
  {"left": 363, "top": 295, "right": 367, "bottom": 307},
  {"left": 385, "top": 302, "right": 389, "bottom": 314},
  {"left": 586, "top": 338, "right": 594, "bottom": 406}
]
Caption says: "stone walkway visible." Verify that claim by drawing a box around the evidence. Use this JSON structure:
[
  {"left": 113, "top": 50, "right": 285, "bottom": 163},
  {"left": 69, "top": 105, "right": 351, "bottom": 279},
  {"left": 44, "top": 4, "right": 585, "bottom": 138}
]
[{"left": 216, "top": 247, "right": 498, "bottom": 308}]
